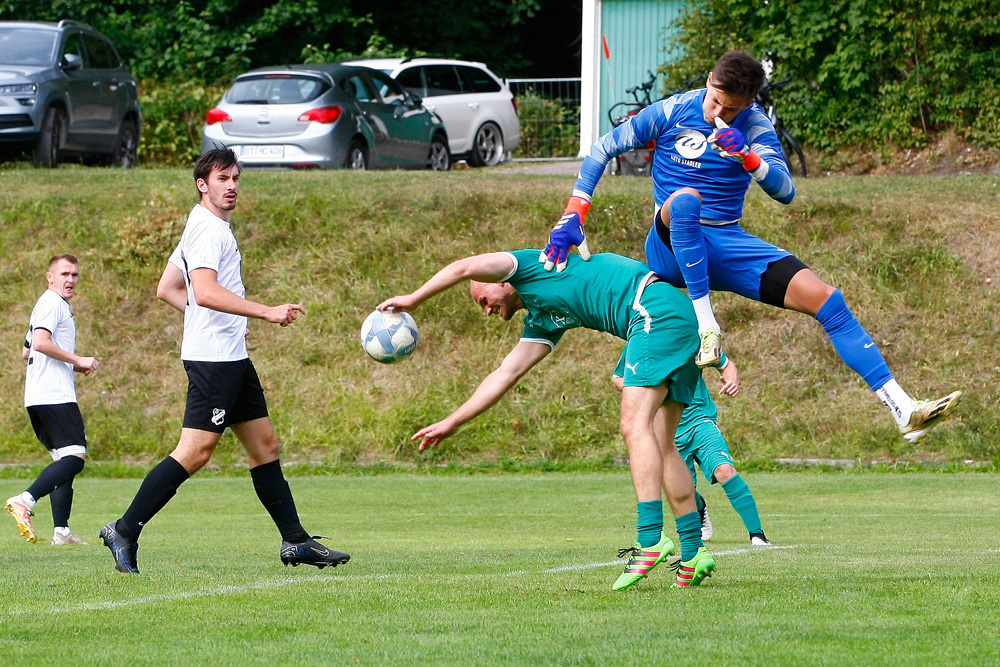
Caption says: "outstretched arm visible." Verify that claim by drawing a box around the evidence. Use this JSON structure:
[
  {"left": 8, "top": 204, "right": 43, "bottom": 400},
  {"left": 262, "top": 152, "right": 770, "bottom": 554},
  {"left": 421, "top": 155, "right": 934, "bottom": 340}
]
[
  {"left": 377, "top": 252, "right": 515, "bottom": 312},
  {"left": 412, "top": 341, "right": 551, "bottom": 450},
  {"left": 189, "top": 268, "right": 305, "bottom": 326}
]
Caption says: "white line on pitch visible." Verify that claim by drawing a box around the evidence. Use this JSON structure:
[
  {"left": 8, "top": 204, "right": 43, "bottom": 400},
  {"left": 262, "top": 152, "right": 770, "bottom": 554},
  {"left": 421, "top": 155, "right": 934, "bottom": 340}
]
[
  {"left": 540, "top": 544, "right": 798, "bottom": 573},
  {"left": 4, "top": 545, "right": 799, "bottom": 616}
]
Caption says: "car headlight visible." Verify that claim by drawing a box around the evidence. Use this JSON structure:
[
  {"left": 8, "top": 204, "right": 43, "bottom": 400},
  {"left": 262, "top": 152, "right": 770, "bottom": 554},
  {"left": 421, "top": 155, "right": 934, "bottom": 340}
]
[{"left": 0, "top": 84, "right": 36, "bottom": 95}]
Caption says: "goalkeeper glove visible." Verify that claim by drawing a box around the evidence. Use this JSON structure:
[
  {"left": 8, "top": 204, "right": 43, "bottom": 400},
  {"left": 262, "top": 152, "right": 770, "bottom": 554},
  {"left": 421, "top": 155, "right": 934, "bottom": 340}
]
[
  {"left": 540, "top": 196, "right": 592, "bottom": 272},
  {"left": 708, "top": 117, "right": 762, "bottom": 171}
]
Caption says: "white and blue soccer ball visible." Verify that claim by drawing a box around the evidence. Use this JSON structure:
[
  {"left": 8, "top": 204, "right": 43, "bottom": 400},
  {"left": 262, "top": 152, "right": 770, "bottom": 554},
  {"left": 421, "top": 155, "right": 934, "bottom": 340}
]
[{"left": 360, "top": 309, "right": 419, "bottom": 363}]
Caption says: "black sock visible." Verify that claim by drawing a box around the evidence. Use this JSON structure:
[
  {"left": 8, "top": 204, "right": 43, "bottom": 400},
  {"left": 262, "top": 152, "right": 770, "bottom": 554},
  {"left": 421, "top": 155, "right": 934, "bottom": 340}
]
[
  {"left": 117, "top": 456, "right": 190, "bottom": 540},
  {"left": 250, "top": 460, "right": 308, "bottom": 542},
  {"left": 50, "top": 480, "right": 75, "bottom": 528},
  {"left": 26, "top": 456, "right": 85, "bottom": 502}
]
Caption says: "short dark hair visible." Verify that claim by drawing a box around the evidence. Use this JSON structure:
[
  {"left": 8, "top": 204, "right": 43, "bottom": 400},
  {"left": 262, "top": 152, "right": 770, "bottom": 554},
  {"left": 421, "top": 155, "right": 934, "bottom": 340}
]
[
  {"left": 194, "top": 145, "right": 241, "bottom": 192},
  {"left": 711, "top": 51, "right": 766, "bottom": 101},
  {"left": 48, "top": 253, "right": 78, "bottom": 269}
]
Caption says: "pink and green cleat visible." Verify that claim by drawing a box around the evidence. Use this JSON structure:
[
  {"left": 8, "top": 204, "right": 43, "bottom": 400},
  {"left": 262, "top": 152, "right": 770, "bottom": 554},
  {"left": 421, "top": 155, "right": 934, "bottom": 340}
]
[
  {"left": 671, "top": 547, "right": 716, "bottom": 587},
  {"left": 612, "top": 532, "right": 675, "bottom": 591}
]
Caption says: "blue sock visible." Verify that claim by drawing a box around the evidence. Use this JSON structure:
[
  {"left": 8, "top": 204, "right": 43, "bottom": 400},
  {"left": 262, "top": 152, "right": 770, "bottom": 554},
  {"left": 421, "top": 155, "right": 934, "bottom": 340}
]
[
  {"left": 675, "top": 511, "right": 703, "bottom": 561},
  {"left": 636, "top": 499, "right": 664, "bottom": 548},
  {"left": 667, "top": 193, "right": 709, "bottom": 299},
  {"left": 721, "top": 474, "right": 762, "bottom": 535},
  {"left": 815, "top": 289, "right": 893, "bottom": 390}
]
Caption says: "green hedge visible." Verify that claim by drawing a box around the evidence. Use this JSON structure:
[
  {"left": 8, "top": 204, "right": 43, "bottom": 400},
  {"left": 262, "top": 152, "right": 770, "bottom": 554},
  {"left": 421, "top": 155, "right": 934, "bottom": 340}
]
[{"left": 659, "top": 0, "right": 1000, "bottom": 153}]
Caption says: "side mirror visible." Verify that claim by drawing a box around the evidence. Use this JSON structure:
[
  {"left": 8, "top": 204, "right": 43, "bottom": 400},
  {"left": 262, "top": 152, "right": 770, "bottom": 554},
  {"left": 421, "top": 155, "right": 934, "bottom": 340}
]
[
  {"left": 61, "top": 53, "right": 82, "bottom": 71},
  {"left": 409, "top": 93, "right": 423, "bottom": 108}
]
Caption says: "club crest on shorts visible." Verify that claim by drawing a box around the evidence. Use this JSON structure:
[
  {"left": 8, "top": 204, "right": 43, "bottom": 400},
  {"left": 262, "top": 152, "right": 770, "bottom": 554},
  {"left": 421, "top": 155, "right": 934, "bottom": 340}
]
[{"left": 211, "top": 408, "right": 225, "bottom": 426}]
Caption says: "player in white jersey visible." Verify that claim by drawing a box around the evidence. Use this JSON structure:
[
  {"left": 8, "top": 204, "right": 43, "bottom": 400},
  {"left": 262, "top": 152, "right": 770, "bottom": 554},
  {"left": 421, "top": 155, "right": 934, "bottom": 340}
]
[
  {"left": 542, "top": 50, "right": 960, "bottom": 445},
  {"left": 99, "top": 147, "right": 350, "bottom": 574},
  {"left": 6, "top": 254, "right": 99, "bottom": 545}
]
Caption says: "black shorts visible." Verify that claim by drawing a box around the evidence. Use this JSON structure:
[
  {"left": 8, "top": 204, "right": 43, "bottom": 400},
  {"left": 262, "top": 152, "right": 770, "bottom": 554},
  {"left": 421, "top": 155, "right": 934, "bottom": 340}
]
[
  {"left": 182, "top": 359, "right": 269, "bottom": 433},
  {"left": 27, "top": 403, "right": 87, "bottom": 451}
]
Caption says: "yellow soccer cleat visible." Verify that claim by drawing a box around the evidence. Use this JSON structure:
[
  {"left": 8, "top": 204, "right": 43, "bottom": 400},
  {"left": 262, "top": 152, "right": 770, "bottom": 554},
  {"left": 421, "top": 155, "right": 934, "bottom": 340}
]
[
  {"left": 6, "top": 496, "right": 37, "bottom": 543},
  {"left": 900, "top": 391, "right": 962, "bottom": 444}
]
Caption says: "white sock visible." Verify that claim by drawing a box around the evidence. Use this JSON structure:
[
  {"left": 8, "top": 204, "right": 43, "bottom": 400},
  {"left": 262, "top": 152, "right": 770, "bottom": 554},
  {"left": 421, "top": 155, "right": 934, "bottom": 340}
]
[
  {"left": 875, "top": 379, "right": 914, "bottom": 426},
  {"left": 18, "top": 491, "right": 36, "bottom": 510},
  {"left": 54, "top": 526, "right": 71, "bottom": 536},
  {"left": 691, "top": 295, "right": 721, "bottom": 336}
]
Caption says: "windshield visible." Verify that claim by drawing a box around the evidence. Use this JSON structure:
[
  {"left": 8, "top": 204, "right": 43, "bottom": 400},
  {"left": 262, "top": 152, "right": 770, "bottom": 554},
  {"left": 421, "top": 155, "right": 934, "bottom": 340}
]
[
  {"left": 0, "top": 28, "right": 57, "bottom": 66},
  {"left": 227, "top": 76, "right": 328, "bottom": 105}
]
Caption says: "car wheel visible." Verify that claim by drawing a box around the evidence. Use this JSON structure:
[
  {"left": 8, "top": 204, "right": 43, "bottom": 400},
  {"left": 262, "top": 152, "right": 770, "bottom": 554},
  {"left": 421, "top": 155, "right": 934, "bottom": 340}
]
[
  {"left": 112, "top": 119, "right": 139, "bottom": 168},
  {"left": 344, "top": 141, "right": 367, "bottom": 170},
  {"left": 33, "top": 107, "right": 64, "bottom": 168},
  {"left": 428, "top": 136, "right": 451, "bottom": 171},
  {"left": 468, "top": 122, "right": 503, "bottom": 167}
]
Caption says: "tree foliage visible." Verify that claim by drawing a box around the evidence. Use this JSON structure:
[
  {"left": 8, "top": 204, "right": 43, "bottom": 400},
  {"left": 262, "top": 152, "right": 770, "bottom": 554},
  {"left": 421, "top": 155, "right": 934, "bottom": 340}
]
[{"left": 659, "top": 0, "right": 1000, "bottom": 151}]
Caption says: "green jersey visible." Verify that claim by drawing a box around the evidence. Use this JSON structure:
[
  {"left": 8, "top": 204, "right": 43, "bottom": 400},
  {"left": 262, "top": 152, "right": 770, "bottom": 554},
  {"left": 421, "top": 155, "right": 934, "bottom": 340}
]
[
  {"left": 503, "top": 250, "right": 700, "bottom": 402},
  {"left": 503, "top": 250, "right": 663, "bottom": 345}
]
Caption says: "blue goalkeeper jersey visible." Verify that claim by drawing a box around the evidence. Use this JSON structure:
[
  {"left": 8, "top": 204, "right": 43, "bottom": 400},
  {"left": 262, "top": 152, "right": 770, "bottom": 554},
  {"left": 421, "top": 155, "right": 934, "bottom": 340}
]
[{"left": 573, "top": 88, "right": 794, "bottom": 221}]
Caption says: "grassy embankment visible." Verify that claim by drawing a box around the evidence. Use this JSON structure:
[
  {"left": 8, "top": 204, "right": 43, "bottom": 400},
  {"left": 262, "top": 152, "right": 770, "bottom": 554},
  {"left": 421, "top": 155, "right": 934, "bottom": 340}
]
[{"left": 0, "top": 166, "right": 996, "bottom": 473}]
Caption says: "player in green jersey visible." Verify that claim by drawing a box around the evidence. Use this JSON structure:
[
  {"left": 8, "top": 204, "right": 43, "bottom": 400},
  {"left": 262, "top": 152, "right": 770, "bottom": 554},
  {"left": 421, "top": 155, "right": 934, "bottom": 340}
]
[
  {"left": 378, "top": 250, "right": 716, "bottom": 590},
  {"left": 614, "top": 350, "right": 771, "bottom": 546}
]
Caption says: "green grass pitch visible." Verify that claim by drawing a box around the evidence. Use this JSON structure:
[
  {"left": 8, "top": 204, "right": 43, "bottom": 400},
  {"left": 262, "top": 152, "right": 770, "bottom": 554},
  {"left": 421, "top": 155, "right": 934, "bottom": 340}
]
[{"left": 3, "top": 473, "right": 999, "bottom": 665}]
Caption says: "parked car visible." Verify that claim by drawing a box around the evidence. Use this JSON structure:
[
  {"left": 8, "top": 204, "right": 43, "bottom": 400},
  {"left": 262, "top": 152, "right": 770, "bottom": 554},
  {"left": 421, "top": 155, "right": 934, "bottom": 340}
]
[
  {"left": 202, "top": 63, "right": 450, "bottom": 171},
  {"left": 0, "top": 20, "right": 141, "bottom": 168},
  {"left": 345, "top": 58, "right": 520, "bottom": 167}
]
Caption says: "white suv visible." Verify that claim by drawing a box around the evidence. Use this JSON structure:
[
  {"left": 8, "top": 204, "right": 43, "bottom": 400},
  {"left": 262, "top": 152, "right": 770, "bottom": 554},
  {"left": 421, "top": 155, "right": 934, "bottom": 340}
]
[{"left": 346, "top": 58, "right": 520, "bottom": 167}]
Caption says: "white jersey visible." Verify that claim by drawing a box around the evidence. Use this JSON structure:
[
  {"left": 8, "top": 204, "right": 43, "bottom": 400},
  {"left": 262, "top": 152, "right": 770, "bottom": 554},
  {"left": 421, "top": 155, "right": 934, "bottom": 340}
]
[
  {"left": 24, "top": 289, "right": 77, "bottom": 407},
  {"left": 172, "top": 204, "right": 249, "bottom": 361}
]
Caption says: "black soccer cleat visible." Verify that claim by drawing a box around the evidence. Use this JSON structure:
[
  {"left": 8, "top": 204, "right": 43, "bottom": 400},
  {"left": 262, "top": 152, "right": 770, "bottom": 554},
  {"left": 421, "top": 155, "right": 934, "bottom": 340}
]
[
  {"left": 99, "top": 521, "right": 140, "bottom": 574},
  {"left": 280, "top": 536, "right": 350, "bottom": 569}
]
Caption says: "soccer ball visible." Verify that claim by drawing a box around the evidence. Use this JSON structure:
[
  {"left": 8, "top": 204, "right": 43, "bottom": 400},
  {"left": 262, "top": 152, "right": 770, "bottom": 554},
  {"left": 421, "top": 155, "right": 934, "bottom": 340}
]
[{"left": 360, "top": 309, "right": 419, "bottom": 363}]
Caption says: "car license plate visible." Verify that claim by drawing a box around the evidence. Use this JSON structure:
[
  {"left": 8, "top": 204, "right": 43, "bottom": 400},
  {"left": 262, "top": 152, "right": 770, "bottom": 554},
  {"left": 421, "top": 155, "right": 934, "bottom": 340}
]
[{"left": 241, "top": 145, "right": 284, "bottom": 158}]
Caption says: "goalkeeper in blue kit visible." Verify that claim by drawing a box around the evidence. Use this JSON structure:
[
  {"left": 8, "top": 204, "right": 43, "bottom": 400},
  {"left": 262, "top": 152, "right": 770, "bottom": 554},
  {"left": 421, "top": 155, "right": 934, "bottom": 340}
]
[
  {"left": 542, "top": 50, "right": 960, "bottom": 444},
  {"left": 379, "top": 250, "right": 717, "bottom": 590}
]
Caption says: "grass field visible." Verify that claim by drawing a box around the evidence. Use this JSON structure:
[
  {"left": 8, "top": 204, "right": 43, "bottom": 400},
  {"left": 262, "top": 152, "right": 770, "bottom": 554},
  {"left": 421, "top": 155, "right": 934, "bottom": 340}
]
[{"left": 3, "top": 473, "right": 999, "bottom": 666}]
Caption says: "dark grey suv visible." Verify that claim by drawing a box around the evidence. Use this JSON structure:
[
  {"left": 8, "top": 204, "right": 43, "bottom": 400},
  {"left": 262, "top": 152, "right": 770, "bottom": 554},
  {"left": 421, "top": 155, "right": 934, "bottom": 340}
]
[{"left": 0, "top": 20, "right": 141, "bottom": 167}]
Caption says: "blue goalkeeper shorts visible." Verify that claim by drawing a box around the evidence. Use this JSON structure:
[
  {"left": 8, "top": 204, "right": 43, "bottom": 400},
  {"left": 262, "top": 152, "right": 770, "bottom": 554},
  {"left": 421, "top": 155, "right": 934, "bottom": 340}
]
[{"left": 645, "top": 218, "right": 808, "bottom": 308}]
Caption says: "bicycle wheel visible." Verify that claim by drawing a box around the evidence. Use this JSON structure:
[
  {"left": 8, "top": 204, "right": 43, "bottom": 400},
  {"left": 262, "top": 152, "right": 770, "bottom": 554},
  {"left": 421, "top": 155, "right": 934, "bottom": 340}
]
[{"left": 777, "top": 126, "right": 807, "bottom": 178}]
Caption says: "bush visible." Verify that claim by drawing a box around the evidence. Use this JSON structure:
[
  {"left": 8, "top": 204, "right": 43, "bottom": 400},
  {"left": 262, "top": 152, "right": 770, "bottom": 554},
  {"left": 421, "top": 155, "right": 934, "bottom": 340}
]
[
  {"left": 139, "top": 81, "right": 226, "bottom": 167},
  {"left": 513, "top": 91, "right": 580, "bottom": 159},
  {"left": 659, "top": 0, "right": 1000, "bottom": 153}
]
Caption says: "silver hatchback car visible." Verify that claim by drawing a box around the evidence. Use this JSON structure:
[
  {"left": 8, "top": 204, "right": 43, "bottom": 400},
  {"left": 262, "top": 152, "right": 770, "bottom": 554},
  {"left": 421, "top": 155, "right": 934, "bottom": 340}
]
[{"left": 202, "top": 63, "right": 451, "bottom": 170}]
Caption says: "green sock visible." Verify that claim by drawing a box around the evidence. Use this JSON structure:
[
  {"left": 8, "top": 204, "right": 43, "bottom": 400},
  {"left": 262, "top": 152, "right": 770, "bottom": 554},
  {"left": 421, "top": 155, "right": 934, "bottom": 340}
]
[
  {"left": 636, "top": 500, "right": 663, "bottom": 548},
  {"left": 695, "top": 490, "right": 706, "bottom": 515},
  {"left": 675, "top": 511, "right": 703, "bottom": 561},
  {"left": 721, "top": 474, "right": 762, "bottom": 535}
]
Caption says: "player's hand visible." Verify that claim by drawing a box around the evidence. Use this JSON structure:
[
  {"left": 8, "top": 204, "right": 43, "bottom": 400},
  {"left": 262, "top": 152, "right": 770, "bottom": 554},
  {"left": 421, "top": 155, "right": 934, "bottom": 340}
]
[
  {"left": 76, "top": 356, "right": 99, "bottom": 375},
  {"left": 718, "top": 357, "right": 739, "bottom": 397},
  {"left": 265, "top": 304, "right": 306, "bottom": 327},
  {"left": 412, "top": 420, "right": 457, "bottom": 451},
  {"left": 540, "top": 196, "right": 592, "bottom": 273},
  {"left": 377, "top": 294, "right": 420, "bottom": 312},
  {"left": 708, "top": 117, "right": 761, "bottom": 171}
]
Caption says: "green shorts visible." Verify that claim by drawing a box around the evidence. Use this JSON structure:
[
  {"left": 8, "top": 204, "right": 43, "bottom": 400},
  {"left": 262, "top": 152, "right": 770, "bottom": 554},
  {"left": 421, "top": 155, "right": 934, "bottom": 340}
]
[
  {"left": 677, "top": 419, "right": 735, "bottom": 485},
  {"left": 620, "top": 280, "right": 700, "bottom": 407}
]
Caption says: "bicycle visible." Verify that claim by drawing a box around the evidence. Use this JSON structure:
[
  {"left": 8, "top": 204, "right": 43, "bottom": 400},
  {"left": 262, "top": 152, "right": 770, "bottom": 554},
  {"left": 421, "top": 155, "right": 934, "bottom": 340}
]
[
  {"left": 606, "top": 70, "right": 658, "bottom": 177},
  {"left": 606, "top": 73, "right": 704, "bottom": 177},
  {"left": 755, "top": 78, "right": 807, "bottom": 178}
]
